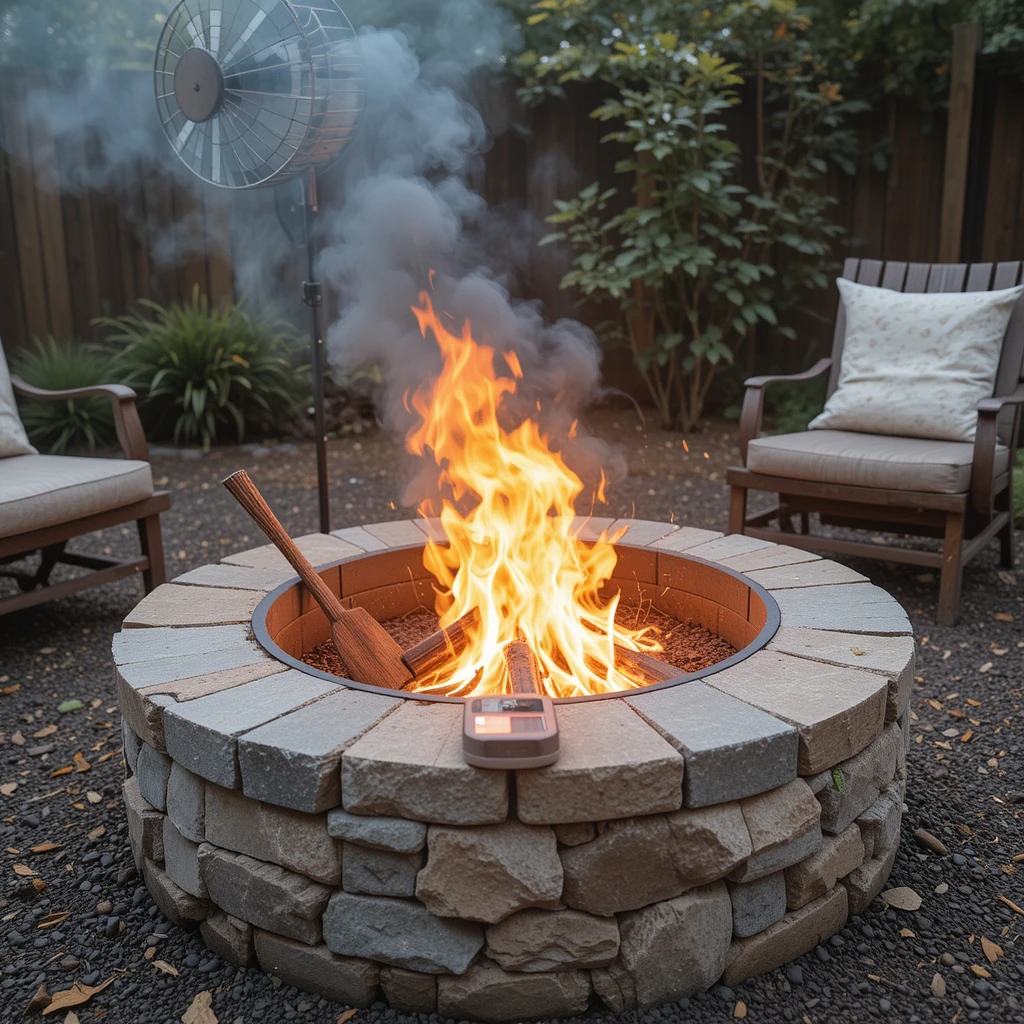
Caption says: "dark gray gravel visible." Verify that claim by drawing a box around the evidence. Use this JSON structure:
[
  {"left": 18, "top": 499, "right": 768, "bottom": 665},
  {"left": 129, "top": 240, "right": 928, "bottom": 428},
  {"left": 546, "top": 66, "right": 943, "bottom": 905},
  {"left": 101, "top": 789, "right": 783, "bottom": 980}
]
[{"left": 1, "top": 410, "right": 1023, "bottom": 1024}]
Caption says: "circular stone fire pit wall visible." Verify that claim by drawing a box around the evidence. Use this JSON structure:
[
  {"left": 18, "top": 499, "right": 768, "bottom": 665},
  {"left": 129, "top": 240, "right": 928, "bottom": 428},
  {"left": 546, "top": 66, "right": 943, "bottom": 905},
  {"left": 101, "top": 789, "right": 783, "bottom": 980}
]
[{"left": 114, "top": 518, "right": 914, "bottom": 1020}]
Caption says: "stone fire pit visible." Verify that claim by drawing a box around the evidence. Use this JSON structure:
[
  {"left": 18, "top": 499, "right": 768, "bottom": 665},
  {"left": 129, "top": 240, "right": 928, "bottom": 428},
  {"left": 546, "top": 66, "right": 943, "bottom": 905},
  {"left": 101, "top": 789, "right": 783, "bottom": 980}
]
[{"left": 114, "top": 517, "right": 913, "bottom": 1020}]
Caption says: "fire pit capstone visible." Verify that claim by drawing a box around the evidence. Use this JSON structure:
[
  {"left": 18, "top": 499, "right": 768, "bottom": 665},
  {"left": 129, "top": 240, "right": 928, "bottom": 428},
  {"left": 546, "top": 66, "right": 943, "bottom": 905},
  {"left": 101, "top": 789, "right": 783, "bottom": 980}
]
[{"left": 114, "top": 517, "right": 913, "bottom": 1020}]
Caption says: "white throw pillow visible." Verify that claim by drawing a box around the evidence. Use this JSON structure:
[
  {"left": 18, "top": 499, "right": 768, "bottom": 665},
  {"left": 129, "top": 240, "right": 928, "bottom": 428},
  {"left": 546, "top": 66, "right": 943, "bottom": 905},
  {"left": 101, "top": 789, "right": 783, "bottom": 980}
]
[
  {"left": 809, "top": 278, "right": 1023, "bottom": 443},
  {"left": 0, "top": 341, "right": 36, "bottom": 458}
]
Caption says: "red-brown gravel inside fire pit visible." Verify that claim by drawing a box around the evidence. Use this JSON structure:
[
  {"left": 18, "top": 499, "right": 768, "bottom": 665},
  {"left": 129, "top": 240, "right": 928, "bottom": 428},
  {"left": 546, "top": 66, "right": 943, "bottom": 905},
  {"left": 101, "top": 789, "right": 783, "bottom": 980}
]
[{"left": 300, "top": 604, "right": 734, "bottom": 688}]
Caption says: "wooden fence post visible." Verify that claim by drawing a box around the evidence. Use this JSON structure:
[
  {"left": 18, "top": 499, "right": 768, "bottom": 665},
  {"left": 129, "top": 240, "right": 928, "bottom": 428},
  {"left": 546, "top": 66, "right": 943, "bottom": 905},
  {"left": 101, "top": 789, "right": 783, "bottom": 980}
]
[{"left": 938, "top": 23, "right": 982, "bottom": 263}]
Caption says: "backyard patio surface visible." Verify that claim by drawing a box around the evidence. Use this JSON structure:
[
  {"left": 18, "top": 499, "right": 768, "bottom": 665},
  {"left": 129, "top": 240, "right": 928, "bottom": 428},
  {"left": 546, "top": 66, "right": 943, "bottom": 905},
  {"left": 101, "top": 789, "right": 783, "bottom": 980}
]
[{"left": 1, "top": 410, "right": 1022, "bottom": 1024}]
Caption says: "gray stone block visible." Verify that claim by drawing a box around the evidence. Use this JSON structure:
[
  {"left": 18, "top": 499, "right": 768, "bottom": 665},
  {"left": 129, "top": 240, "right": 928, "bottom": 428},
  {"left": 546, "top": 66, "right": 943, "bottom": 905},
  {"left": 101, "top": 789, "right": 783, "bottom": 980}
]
[
  {"left": 166, "top": 762, "right": 205, "bottom": 843},
  {"left": 122, "top": 719, "right": 141, "bottom": 776},
  {"left": 342, "top": 702, "right": 508, "bottom": 825},
  {"left": 856, "top": 782, "right": 902, "bottom": 861},
  {"left": 112, "top": 624, "right": 253, "bottom": 665},
  {"left": 123, "top": 584, "right": 261, "bottom": 627},
  {"left": 785, "top": 823, "right": 864, "bottom": 910},
  {"left": 174, "top": 563, "right": 293, "bottom": 591},
  {"left": 592, "top": 883, "right": 732, "bottom": 1011},
  {"left": 416, "top": 821, "right": 562, "bottom": 924},
  {"left": 380, "top": 967, "right": 437, "bottom": 1013},
  {"left": 485, "top": 908, "right": 619, "bottom": 972},
  {"left": 162, "top": 817, "right": 207, "bottom": 898},
  {"left": 610, "top": 518, "right": 680, "bottom": 546},
  {"left": 143, "top": 858, "right": 210, "bottom": 925},
  {"left": 123, "top": 777, "right": 164, "bottom": 870},
  {"left": 437, "top": 961, "right": 591, "bottom": 1022},
  {"left": 323, "top": 891, "right": 484, "bottom": 974},
  {"left": 772, "top": 583, "right": 912, "bottom": 634},
  {"left": 343, "top": 844, "right": 421, "bottom": 897},
  {"left": 629, "top": 682, "right": 798, "bottom": 807},
  {"left": 224, "top": 531, "right": 362, "bottom": 569},
  {"left": 116, "top": 644, "right": 271, "bottom": 692},
  {"left": 842, "top": 848, "right": 896, "bottom": 916},
  {"left": 198, "top": 845, "right": 331, "bottom": 946},
  {"left": 205, "top": 784, "right": 341, "bottom": 885},
  {"left": 254, "top": 931, "right": 379, "bottom": 1008},
  {"left": 163, "top": 669, "right": 340, "bottom": 788},
  {"left": 811, "top": 723, "right": 902, "bottom": 835},
  {"left": 515, "top": 701, "right": 684, "bottom": 824},
  {"left": 326, "top": 808, "right": 426, "bottom": 853},
  {"left": 730, "top": 824, "right": 822, "bottom": 884},
  {"left": 238, "top": 688, "right": 399, "bottom": 813},
  {"left": 729, "top": 780, "right": 822, "bottom": 883},
  {"left": 200, "top": 910, "right": 254, "bottom": 966},
  {"left": 136, "top": 743, "right": 172, "bottom": 812},
  {"left": 722, "top": 885, "right": 848, "bottom": 986},
  {"left": 330, "top": 525, "right": 390, "bottom": 552},
  {"left": 553, "top": 822, "right": 596, "bottom": 847},
  {"left": 728, "top": 872, "right": 787, "bottom": 938}
]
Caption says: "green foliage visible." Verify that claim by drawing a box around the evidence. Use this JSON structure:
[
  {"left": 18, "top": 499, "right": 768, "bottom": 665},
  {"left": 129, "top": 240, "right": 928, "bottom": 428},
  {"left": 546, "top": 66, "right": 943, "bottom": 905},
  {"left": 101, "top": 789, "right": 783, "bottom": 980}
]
[
  {"left": 1014, "top": 450, "right": 1024, "bottom": 522},
  {"left": 523, "top": 1, "right": 861, "bottom": 430},
  {"left": 831, "top": 766, "right": 845, "bottom": 792},
  {"left": 98, "top": 289, "right": 308, "bottom": 452},
  {"left": 766, "top": 377, "right": 827, "bottom": 435},
  {"left": 11, "top": 336, "right": 116, "bottom": 453}
]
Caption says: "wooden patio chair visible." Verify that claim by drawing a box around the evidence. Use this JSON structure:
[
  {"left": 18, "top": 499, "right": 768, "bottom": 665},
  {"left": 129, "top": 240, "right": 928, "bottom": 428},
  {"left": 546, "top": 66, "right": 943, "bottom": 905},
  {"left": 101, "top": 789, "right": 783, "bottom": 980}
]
[
  {"left": 727, "top": 258, "right": 1024, "bottom": 626},
  {"left": 0, "top": 348, "right": 171, "bottom": 615}
]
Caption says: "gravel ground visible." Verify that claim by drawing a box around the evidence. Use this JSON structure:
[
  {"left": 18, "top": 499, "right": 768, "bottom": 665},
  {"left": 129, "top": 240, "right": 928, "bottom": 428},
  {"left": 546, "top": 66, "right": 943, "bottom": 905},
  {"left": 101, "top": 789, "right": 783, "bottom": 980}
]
[{"left": 1, "top": 408, "right": 1022, "bottom": 1024}]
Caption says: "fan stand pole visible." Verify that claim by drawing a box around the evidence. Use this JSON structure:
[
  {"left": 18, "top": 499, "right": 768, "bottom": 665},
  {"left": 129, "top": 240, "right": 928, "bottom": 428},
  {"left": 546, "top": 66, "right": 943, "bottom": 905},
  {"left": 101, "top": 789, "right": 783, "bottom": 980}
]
[{"left": 302, "top": 168, "right": 331, "bottom": 534}]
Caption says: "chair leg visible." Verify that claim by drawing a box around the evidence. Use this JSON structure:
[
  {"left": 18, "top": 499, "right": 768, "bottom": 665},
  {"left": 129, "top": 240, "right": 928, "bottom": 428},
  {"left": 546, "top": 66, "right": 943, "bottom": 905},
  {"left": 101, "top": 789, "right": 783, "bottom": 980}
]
[
  {"left": 137, "top": 514, "right": 167, "bottom": 593},
  {"left": 938, "top": 512, "right": 965, "bottom": 627},
  {"left": 799, "top": 512, "right": 810, "bottom": 535},
  {"left": 728, "top": 486, "right": 747, "bottom": 535},
  {"left": 998, "top": 512, "right": 1015, "bottom": 568}
]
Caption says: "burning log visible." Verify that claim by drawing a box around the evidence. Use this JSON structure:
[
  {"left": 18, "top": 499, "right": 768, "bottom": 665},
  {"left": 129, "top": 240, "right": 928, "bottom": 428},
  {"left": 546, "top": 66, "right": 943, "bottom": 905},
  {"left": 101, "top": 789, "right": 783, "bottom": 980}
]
[
  {"left": 223, "top": 470, "right": 413, "bottom": 691},
  {"left": 401, "top": 608, "right": 480, "bottom": 678},
  {"left": 503, "top": 639, "right": 543, "bottom": 695},
  {"left": 402, "top": 607, "right": 681, "bottom": 689}
]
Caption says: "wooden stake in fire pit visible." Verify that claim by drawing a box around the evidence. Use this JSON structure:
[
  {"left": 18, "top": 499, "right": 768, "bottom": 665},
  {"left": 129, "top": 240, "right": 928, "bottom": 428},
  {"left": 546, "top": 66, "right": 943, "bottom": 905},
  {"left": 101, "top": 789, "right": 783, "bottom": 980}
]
[{"left": 223, "top": 470, "right": 413, "bottom": 690}]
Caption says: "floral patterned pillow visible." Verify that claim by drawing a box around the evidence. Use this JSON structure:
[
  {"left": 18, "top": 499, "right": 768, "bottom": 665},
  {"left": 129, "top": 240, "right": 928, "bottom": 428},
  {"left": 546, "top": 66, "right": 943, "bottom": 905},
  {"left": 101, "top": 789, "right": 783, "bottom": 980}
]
[{"left": 810, "top": 278, "right": 1023, "bottom": 443}]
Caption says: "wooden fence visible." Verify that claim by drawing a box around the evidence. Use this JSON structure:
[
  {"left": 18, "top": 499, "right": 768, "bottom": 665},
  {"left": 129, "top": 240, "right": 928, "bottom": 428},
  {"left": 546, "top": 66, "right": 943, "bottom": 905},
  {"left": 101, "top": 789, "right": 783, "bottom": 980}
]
[{"left": 2, "top": 35, "right": 1023, "bottom": 378}]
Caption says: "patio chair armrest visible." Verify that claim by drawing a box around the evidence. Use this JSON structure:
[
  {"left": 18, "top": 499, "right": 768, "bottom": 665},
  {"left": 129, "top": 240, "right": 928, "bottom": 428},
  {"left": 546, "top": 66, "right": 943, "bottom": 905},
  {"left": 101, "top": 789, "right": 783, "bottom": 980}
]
[
  {"left": 11, "top": 376, "right": 150, "bottom": 461},
  {"left": 970, "top": 385, "right": 1024, "bottom": 517},
  {"left": 738, "top": 358, "right": 832, "bottom": 463}
]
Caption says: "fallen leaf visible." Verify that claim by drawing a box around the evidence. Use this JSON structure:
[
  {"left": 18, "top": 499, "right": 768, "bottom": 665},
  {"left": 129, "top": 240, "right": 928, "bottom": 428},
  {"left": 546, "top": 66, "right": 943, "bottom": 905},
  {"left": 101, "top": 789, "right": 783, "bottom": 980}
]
[
  {"left": 143, "top": 947, "right": 156, "bottom": 961},
  {"left": 182, "top": 991, "right": 218, "bottom": 1024},
  {"left": 961, "top": 730, "right": 973, "bottom": 743},
  {"left": 24, "top": 982, "right": 51, "bottom": 1014},
  {"left": 899, "top": 928, "right": 915, "bottom": 937},
  {"left": 30, "top": 842, "right": 63, "bottom": 853},
  {"left": 1, "top": 683, "right": 20, "bottom": 695},
  {"left": 33, "top": 724, "right": 58, "bottom": 739},
  {"left": 87, "top": 825, "right": 105, "bottom": 840},
  {"left": 336, "top": 1011, "right": 358, "bottom": 1024},
  {"left": 13, "top": 863, "right": 38, "bottom": 877},
  {"left": 64, "top": 1013, "right": 80, "bottom": 1024},
  {"left": 152, "top": 960, "right": 179, "bottom": 977},
  {"left": 970, "top": 964, "right": 991, "bottom": 978},
  {"left": 11, "top": 730, "right": 25, "bottom": 745},
  {"left": 931, "top": 973, "right": 946, "bottom": 997},
  {"left": 41, "top": 978, "right": 114, "bottom": 1016},
  {"left": 39, "top": 646, "right": 55, "bottom": 655},
  {"left": 56, "top": 700, "right": 83, "bottom": 714},
  {"left": 73, "top": 754, "right": 90, "bottom": 773},
  {"left": 926, "top": 699, "right": 943, "bottom": 711},
  {"left": 734, "top": 1001, "right": 748, "bottom": 1019},
  {"left": 37, "top": 911, "right": 71, "bottom": 929},
  {"left": 32, "top": 878, "right": 47, "bottom": 891},
  {"left": 996, "top": 894, "right": 1024, "bottom": 915},
  {"left": 849, "top": 647, "right": 866, "bottom": 656},
  {"left": 881, "top": 887, "right": 922, "bottom": 911},
  {"left": 49, "top": 766, "right": 73, "bottom": 778},
  {"left": 85, "top": 792, "right": 102, "bottom": 805},
  {"left": 0, "top": 782, "right": 17, "bottom": 796},
  {"left": 993, "top": 612, "right": 1014, "bottom": 621},
  {"left": 981, "top": 937, "right": 1004, "bottom": 964}
]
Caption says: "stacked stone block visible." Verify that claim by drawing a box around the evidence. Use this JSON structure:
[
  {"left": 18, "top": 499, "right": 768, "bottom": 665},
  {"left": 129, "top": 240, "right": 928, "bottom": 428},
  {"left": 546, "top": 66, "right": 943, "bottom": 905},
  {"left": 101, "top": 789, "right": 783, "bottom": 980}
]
[{"left": 116, "top": 521, "right": 913, "bottom": 1018}]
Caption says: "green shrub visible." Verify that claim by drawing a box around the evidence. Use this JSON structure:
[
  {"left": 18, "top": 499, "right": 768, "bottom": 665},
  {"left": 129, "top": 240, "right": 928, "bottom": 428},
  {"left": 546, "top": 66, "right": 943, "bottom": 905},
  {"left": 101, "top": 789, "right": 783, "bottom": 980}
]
[
  {"left": 1014, "top": 450, "right": 1024, "bottom": 522},
  {"left": 766, "top": 378, "right": 828, "bottom": 436},
  {"left": 98, "top": 289, "right": 308, "bottom": 452},
  {"left": 11, "top": 336, "right": 117, "bottom": 453}
]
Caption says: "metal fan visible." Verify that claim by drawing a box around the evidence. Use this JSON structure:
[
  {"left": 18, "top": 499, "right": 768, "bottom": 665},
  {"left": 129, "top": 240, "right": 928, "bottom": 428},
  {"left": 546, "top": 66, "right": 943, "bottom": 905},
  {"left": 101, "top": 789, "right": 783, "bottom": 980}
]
[{"left": 155, "top": 0, "right": 365, "bottom": 531}]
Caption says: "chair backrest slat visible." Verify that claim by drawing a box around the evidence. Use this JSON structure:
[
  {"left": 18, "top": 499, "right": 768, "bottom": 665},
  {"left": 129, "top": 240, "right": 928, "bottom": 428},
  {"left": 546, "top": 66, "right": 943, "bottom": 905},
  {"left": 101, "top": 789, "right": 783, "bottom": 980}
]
[
  {"left": 881, "top": 262, "right": 907, "bottom": 290},
  {"left": 965, "top": 263, "right": 993, "bottom": 291},
  {"left": 904, "top": 264, "right": 931, "bottom": 292},
  {"left": 828, "top": 260, "right": 1024, "bottom": 440},
  {"left": 926, "top": 264, "right": 967, "bottom": 292}
]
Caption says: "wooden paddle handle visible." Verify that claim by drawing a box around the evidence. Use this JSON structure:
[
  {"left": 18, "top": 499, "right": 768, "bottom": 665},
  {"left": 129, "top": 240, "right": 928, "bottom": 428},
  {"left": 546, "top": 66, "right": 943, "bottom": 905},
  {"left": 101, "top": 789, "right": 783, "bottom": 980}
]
[{"left": 222, "top": 470, "right": 346, "bottom": 623}]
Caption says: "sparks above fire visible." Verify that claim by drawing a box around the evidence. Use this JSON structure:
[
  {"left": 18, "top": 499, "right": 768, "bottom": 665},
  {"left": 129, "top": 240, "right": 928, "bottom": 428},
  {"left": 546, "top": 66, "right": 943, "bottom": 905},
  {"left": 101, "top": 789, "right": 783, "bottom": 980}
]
[{"left": 403, "top": 291, "right": 663, "bottom": 699}]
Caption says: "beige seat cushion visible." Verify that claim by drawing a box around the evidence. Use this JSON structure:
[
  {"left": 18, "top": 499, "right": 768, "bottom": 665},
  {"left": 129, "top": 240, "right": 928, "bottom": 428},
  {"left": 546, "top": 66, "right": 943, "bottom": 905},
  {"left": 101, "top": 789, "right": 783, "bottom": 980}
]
[
  {"left": 0, "top": 454, "right": 153, "bottom": 538},
  {"left": 747, "top": 429, "right": 1009, "bottom": 495}
]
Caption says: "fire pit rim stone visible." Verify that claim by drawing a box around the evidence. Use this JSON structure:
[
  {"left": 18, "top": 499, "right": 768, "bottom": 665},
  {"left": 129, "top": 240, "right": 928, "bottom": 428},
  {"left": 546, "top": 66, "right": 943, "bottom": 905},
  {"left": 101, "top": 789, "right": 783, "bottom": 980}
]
[{"left": 247, "top": 541, "right": 783, "bottom": 705}]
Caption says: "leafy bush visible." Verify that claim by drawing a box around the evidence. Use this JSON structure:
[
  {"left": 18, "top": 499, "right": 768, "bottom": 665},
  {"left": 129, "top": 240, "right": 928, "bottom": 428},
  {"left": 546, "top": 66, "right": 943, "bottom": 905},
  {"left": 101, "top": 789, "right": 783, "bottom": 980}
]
[
  {"left": 1014, "top": 450, "right": 1024, "bottom": 522},
  {"left": 522, "top": 1, "right": 862, "bottom": 430},
  {"left": 98, "top": 290, "right": 308, "bottom": 451},
  {"left": 11, "top": 336, "right": 117, "bottom": 453}
]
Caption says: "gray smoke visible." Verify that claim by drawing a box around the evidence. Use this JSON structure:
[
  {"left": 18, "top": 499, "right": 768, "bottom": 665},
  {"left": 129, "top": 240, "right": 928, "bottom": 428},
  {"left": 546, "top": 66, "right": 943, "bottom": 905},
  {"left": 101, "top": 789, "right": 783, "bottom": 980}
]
[{"left": 321, "top": 4, "right": 624, "bottom": 507}]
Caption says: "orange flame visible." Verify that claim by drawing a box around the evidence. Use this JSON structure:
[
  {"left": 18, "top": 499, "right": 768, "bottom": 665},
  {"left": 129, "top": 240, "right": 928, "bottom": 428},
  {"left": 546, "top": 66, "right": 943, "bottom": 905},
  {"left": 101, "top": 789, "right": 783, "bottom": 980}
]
[{"left": 405, "top": 292, "right": 660, "bottom": 697}]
